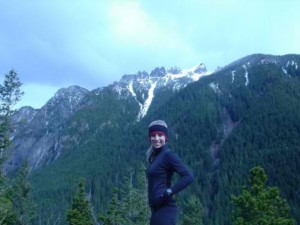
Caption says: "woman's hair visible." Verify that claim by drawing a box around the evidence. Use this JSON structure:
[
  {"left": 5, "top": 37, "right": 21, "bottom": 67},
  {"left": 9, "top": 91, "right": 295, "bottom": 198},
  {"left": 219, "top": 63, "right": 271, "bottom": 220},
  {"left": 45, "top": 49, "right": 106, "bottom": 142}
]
[{"left": 146, "top": 146, "right": 153, "bottom": 162}]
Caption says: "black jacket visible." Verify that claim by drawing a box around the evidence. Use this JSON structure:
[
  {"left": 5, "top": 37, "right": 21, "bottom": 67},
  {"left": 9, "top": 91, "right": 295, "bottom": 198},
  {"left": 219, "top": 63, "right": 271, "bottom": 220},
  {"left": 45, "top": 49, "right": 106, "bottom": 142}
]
[{"left": 146, "top": 145, "right": 194, "bottom": 209}]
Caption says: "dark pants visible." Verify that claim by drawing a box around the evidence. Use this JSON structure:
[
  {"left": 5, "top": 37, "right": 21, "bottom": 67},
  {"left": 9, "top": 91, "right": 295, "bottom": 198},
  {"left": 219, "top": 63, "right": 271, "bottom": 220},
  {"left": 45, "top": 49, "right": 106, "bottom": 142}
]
[{"left": 150, "top": 205, "right": 178, "bottom": 225}]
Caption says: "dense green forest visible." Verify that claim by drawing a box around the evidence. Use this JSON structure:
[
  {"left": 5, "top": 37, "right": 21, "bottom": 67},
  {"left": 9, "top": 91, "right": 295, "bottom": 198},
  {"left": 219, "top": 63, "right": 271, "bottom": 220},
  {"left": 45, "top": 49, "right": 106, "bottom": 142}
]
[{"left": 1, "top": 54, "right": 300, "bottom": 224}]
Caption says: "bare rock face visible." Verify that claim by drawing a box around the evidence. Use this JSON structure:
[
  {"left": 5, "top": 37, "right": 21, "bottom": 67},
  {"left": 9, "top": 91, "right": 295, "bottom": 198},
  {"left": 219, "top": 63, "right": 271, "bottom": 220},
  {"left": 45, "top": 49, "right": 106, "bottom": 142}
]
[{"left": 6, "top": 86, "right": 89, "bottom": 172}]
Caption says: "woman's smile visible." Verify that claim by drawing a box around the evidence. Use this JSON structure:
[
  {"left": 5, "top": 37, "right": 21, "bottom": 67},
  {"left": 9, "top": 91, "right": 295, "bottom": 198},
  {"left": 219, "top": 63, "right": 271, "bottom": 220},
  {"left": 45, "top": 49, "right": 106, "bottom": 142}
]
[{"left": 150, "top": 133, "right": 166, "bottom": 149}]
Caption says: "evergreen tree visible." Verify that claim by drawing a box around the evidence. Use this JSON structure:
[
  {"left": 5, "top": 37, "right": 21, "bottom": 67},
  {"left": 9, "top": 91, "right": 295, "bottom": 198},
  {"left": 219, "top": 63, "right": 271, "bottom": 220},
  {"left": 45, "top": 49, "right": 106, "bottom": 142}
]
[
  {"left": 0, "top": 70, "right": 23, "bottom": 225},
  {"left": 181, "top": 195, "right": 203, "bottom": 225},
  {"left": 0, "top": 192, "right": 16, "bottom": 225},
  {"left": 0, "top": 69, "right": 23, "bottom": 163},
  {"left": 98, "top": 187, "right": 126, "bottom": 225},
  {"left": 99, "top": 166, "right": 150, "bottom": 225},
  {"left": 10, "top": 161, "right": 36, "bottom": 225},
  {"left": 121, "top": 166, "right": 150, "bottom": 225},
  {"left": 67, "top": 179, "right": 94, "bottom": 225},
  {"left": 231, "top": 166, "right": 295, "bottom": 225}
]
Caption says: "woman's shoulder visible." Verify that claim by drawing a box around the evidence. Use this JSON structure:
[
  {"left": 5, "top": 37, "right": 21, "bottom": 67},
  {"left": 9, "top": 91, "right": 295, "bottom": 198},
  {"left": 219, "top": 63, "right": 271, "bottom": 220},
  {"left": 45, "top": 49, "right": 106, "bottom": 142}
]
[
  {"left": 163, "top": 147, "right": 181, "bottom": 161},
  {"left": 162, "top": 146, "right": 173, "bottom": 155}
]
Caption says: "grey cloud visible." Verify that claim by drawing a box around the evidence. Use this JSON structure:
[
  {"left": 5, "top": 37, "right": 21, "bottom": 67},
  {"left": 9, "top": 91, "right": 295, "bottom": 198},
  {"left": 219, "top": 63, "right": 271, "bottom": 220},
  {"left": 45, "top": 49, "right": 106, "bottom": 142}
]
[{"left": 1, "top": 0, "right": 300, "bottom": 108}]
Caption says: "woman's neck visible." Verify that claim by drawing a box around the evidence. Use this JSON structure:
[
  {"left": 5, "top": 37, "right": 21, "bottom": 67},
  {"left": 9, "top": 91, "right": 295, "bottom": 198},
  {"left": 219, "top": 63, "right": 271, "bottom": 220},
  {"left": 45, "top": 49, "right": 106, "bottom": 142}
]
[{"left": 153, "top": 144, "right": 166, "bottom": 154}]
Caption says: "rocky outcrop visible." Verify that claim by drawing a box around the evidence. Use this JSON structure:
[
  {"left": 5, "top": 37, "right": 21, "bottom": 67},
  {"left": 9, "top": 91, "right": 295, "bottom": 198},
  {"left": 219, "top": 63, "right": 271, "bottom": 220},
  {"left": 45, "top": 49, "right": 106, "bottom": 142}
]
[{"left": 6, "top": 86, "right": 88, "bottom": 172}]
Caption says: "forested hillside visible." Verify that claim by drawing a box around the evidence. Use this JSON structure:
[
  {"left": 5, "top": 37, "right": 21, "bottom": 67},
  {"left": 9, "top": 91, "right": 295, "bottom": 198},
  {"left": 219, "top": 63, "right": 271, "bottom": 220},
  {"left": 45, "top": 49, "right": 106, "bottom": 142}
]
[{"left": 21, "top": 54, "right": 300, "bottom": 224}]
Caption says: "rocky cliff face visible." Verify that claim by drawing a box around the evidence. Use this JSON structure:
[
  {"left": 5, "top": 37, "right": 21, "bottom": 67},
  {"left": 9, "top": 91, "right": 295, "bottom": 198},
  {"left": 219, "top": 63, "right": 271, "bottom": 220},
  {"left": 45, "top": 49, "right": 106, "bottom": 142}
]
[{"left": 6, "top": 85, "right": 89, "bottom": 172}]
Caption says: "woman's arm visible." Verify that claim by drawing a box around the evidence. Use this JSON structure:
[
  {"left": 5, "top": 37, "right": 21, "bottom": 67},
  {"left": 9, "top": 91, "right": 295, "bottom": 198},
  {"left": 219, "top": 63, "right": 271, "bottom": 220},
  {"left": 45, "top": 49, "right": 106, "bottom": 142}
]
[{"left": 166, "top": 151, "right": 195, "bottom": 194}]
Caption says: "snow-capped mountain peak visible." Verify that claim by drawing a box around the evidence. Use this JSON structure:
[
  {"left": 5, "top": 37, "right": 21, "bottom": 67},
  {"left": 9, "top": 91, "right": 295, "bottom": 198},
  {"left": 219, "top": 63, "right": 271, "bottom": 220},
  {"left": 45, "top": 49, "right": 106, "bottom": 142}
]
[{"left": 113, "top": 63, "right": 211, "bottom": 120}]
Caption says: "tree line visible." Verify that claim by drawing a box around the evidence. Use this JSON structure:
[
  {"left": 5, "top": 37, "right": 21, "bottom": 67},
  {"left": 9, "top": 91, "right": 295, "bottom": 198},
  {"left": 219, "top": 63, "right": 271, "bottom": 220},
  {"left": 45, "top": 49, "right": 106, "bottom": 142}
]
[{"left": 66, "top": 165, "right": 294, "bottom": 225}]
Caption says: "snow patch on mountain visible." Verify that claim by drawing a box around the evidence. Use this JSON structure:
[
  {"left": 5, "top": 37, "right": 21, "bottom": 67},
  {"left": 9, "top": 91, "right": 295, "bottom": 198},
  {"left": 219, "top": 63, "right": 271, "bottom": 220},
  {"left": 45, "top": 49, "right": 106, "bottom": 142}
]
[
  {"left": 113, "top": 85, "right": 123, "bottom": 96},
  {"left": 209, "top": 82, "right": 221, "bottom": 94},
  {"left": 181, "top": 63, "right": 211, "bottom": 81},
  {"left": 128, "top": 80, "right": 137, "bottom": 98},
  {"left": 137, "top": 81, "right": 157, "bottom": 121},
  {"left": 286, "top": 60, "right": 298, "bottom": 70},
  {"left": 231, "top": 71, "right": 236, "bottom": 83},
  {"left": 282, "top": 67, "right": 287, "bottom": 74},
  {"left": 243, "top": 65, "right": 249, "bottom": 86},
  {"left": 114, "top": 63, "right": 211, "bottom": 120},
  {"left": 259, "top": 58, "right": 278, "bottom": 65},
  {"left": 128, "top": 80, "right": 142, "bottom": 110}
]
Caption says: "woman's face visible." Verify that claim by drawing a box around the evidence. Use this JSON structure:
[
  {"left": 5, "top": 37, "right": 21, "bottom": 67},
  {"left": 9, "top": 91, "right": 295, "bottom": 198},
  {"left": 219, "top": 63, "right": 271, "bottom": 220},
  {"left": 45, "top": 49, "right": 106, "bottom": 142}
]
[{"left": 150, "top": 133, "right": 166, "bottom": 149}]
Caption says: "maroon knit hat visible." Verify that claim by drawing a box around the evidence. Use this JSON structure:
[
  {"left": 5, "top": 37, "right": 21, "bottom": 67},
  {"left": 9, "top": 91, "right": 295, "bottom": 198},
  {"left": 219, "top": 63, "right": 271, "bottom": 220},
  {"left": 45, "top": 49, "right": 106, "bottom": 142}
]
[{"left": 148, "top": 120, "right": 168, "bottom": 141}]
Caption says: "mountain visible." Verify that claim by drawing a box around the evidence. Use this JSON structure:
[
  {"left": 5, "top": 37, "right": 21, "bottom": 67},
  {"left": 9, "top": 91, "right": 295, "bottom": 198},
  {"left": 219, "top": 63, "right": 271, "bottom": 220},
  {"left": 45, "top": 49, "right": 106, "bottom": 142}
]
[
  {"left": 111, "top": 63, "right": 210, "bottom": 121},
  {"left": 6, "top": 86, "right": 89, "bottom": 172},
  {"left": 8, "top": 54, "right": 300, "bottom": 225},
  {"left": 6, "top": 64, "right": 210, "bottom": 173}
]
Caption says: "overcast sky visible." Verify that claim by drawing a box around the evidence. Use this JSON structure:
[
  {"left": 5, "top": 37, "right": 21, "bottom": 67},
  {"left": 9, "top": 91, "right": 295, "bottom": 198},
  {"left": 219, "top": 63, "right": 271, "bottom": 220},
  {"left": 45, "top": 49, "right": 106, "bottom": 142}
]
[{"left": 1, "top": 0, "right": 299, "bottom": 109}]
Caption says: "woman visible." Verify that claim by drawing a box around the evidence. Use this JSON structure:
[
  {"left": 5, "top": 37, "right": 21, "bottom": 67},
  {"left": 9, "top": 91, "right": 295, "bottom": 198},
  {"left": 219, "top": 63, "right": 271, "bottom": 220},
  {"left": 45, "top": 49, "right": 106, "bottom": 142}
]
[{"left": 146, "top": 120, "right": 194, "bottom": 225}]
